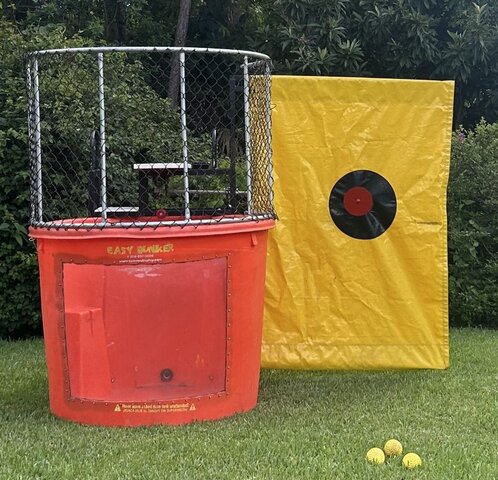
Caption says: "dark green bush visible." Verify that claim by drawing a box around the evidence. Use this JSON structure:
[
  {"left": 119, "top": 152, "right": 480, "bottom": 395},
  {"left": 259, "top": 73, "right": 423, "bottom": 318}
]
[
  {"left": 448, "top": 121, "right": 498, "bottom": 328},
  {"left": 0, "top": 21, "right": 74, "bottom": 338}
]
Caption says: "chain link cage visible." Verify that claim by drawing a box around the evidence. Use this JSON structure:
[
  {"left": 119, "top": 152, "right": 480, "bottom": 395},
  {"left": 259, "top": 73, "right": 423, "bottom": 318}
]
[{"left": 26, "top": 47, "right": 275, "bottom": 229}]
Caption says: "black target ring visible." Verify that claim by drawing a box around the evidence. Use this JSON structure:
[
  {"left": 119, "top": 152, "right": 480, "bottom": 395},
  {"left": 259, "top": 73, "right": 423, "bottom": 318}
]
[{"left": 329, "top": 170, "right": 397, "bottom": 240}]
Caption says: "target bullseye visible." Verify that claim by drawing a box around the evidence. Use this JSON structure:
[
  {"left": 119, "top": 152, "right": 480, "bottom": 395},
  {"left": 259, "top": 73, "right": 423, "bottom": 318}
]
[
  {"left": 329, "top": 170, "right": 397, "bottom": 240},
  {"left": 343, "top": 186, "right": 373, "bottom": 216}
]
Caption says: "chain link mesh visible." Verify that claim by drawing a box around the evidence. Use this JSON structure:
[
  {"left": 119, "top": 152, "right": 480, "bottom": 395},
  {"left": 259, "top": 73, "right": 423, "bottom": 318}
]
[{"left": 26, "top": 47, "right": 274, "bottom": 229}]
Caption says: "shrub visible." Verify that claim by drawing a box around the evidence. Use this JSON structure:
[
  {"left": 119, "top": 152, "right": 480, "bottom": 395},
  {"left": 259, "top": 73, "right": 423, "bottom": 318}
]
[
  {"left": 448, "top": 120, "right": 498, "bottom": 328},
  {"left": 0, "top": 21, "right": 77, "bottom": 338}
]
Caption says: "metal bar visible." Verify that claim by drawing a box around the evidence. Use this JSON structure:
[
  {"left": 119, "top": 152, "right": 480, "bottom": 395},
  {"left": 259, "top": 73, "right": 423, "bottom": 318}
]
[
  {"left": 87, "top": 131, "right": 101, "bottom": 215},
  {"left": 264, "top": 61, "right": 274, "bottom": 210},
  {"left": 171, "top": 189, "right": 247, "bottom": 195},
  {"left": 228, "top": 75, "right": 238, "bottom": 211},
  {"left": 179, "top": 51, "right": 191, "bottom": 221},
  {"left": 97, "top": 53, "right": 107, "bottom": 221},
  {"left": 242, "top": 56, "right": 252, "bottom": 214},
  {"left": 32, "top": 214, "right": 275, "bottom": 230},
  {"left": 26, "top": 60, "right": 35, "bottom": 225},
  {"left": 32, "top": 57, "right": 43, "bottom": 223},
  {"left": 31, "top": 47, "right": 270, "bottom": 61},
  {"left": 211, "top": 128, "right": 218, "bottom": 168}
]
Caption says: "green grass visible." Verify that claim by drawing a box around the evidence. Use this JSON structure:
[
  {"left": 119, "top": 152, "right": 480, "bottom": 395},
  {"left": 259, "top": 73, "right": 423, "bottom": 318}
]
[{"left": 0, "top": 329, "right": 497, "bottom": 480}]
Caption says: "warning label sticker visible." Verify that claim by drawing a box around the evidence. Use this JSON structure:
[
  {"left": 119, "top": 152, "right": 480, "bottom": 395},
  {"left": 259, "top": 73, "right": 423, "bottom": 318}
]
[{"left": 113, "top": 402, "right": 196, "bottom": 414}]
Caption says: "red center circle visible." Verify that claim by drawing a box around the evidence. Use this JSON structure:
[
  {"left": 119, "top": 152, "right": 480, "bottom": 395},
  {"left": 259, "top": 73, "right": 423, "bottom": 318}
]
[{"left": 343, "top": 186, "right": 373, "bottom": 216}]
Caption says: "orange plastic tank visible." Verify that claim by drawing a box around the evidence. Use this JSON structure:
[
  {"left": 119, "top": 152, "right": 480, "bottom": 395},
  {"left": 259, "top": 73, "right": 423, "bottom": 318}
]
[{"left": 31, "top": 219, "right": 274, "bottom": 426}]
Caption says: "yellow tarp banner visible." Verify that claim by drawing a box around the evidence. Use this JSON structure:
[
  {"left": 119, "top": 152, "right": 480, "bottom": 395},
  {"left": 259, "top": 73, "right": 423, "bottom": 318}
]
[{"left": 262, "top": 76, "right": 454, "bottom": 370}]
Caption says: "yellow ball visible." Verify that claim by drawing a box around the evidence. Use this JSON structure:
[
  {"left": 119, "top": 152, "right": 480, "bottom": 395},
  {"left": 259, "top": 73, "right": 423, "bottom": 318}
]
[
  {"left": 384, "top": 439, "right": 403, "bottom": 456},
  {"left": 403, "top": 452, "right": 422, "bottom": 469},
  {"left": 366, "top": 447, "right": 385, "bottom": 465}
]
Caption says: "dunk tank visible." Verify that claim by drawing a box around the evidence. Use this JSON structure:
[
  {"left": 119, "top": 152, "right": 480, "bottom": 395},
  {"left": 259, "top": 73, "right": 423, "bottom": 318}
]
[{"left": 26, "top": 47, "right": 275, "bottom": 426}]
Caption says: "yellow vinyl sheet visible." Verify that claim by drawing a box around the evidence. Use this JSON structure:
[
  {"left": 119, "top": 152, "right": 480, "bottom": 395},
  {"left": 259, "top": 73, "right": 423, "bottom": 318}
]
[{"left": 262, "top": 76, "right": 454, "bottom": 370}]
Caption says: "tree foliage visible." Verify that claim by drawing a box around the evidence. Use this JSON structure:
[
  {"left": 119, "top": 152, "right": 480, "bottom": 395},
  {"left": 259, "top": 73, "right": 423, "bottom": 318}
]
[
  {"left": 254, "top": 0, "right": 498, "bottom": 127},
  {"left": 4, "top": 0, "right": 497, "bottom": 127},
  {"left": 255, "top": 0, "right": 363, "bottom": 75}
]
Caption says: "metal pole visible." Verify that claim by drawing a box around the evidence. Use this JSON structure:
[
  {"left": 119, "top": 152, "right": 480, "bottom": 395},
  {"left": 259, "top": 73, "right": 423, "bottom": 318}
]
[
  {"left": 33, "top": 46, "right": 271, "bottom": 62},
  {"left": 32, "top": 57, "right": 43, "bottom": 223},
  {"left": 26, "top": 60, "right": 35, "bottom": 225},
  {"left": 242, "top": 56, "right": 252, "bottom": 215},
  {"left": 228, "top": 76, "right": 238, "bottom": 211},
  {"left": 38, "top": 213, "right": 273, "bottom": 230},
  {"left": 97, "top": 53, "right": 107, "bottom": 221},
  {"left": 264, "top": 61, "right": 274, "bottom": 210},
  {"left": 179, "top": 51, "right": 191, "bottom": 221}
]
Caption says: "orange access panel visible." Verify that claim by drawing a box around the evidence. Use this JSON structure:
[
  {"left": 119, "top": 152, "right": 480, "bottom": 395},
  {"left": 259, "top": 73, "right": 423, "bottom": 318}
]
[{"left": 63, "top": 259, "right": 228, "bottom": 402}]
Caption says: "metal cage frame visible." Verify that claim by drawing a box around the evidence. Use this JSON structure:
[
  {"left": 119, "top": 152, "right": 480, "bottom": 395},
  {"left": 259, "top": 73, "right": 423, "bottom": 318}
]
[{"left": 26, "top": 46, "right": 275, "bottom": 229}]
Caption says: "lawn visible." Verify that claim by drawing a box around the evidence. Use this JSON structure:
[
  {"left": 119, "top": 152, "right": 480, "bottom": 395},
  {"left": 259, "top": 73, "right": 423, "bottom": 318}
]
[{"left": 0, "top": 329, "right": 497, "bottom": 480}]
